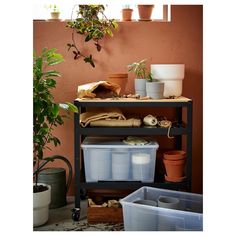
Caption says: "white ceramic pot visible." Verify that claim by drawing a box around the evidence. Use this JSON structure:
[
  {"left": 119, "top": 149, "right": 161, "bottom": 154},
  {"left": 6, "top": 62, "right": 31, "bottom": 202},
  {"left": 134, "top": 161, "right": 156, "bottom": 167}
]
[
  {"left": 151, "top": 64, "right": 185, "bottom": 98},
  {"left": 33, "top": 183, "right": 51, "bottom": 227}
]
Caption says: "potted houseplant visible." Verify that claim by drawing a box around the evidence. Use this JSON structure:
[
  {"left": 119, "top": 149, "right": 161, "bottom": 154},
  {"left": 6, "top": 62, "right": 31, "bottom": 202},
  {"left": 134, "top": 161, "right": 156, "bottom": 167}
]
[
  {"left": 127, "top": 59, "right": 149, "bottom": 97},
  {"left": 49, "top": 4, "right": 60, "bottom": 20},
  {"left": 137, "top": 5, "right": 154, "bottom": 21},
  {"left": 66, "top": 5, "right": 118, "bottom": 68},
  {"left": 33, "top": 48, "right": 78, "bottom": 227},
  {"left": 128, "top": 59, "right": 165, "bottom": 98},
  {"left": 121, "top": 5, "right": 133, "bottom": 21}
]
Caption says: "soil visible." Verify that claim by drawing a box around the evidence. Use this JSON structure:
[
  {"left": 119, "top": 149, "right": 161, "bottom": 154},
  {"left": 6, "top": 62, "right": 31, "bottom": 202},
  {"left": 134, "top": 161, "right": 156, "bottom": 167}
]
[{"left": 34, "top": 184, "right": 48, "bottom": 193}]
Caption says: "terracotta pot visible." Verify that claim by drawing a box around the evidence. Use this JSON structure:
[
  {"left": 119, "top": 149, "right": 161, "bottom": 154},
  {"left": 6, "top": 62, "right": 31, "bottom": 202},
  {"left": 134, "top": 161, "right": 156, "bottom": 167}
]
[
  {"left": 163, "top": 159, "right": 186, "bottom": 178},
  {"left": 107, "top": 73, "right": 128, "bottom": 95},
  {"left": 163, "top": 150, "right": 186, "bottom": 161},
  {"left": 138, "top": 5, "right": 154, "bottom": 21},
  {"left": 50, "top": 12, "right": 60, "bottom": 20},
  {"left": 122, "top": 9, "right": 133, "bottom": 21}
]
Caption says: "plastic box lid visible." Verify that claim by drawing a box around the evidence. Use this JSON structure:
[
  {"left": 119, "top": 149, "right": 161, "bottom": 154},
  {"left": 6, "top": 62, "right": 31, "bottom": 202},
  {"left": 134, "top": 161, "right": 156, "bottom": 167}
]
[{"left": 81, "top": 137, "right": 159, "bottom": 149}]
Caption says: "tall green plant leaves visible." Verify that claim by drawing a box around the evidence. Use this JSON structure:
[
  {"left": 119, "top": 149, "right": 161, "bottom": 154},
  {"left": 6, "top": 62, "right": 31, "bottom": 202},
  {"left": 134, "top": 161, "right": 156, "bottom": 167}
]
[{"left": 33, "top": 48, "right": 78, "bottom": 166}]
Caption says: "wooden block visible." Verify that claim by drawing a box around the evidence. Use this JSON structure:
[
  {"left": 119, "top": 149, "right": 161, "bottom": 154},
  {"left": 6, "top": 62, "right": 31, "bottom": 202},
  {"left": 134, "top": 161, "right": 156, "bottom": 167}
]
[{"left": 87, "top": 207, "right": 123, "bottom": 224}]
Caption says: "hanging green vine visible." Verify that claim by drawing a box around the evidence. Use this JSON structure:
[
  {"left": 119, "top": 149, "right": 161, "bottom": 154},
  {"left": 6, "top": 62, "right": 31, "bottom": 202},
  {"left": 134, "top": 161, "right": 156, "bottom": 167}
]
[{"left": 66, "top": 5, "right": 118, "bottom": 68}]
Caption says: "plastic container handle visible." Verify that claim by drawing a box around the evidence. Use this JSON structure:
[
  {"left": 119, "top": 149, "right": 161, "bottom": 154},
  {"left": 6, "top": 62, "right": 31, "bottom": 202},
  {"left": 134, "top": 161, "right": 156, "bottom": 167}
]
[{"left": 33, "top": 155, "right": 72, "bottom": 193}]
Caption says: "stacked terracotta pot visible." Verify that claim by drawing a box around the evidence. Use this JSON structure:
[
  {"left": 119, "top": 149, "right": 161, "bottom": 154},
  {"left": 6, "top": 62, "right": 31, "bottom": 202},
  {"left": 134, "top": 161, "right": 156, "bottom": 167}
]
[
  {"left": 163, "top": 150, "right": 186, "bottom": 182},
  {"left": 107, "top": 73, "right": 128, "bottom": 95}
]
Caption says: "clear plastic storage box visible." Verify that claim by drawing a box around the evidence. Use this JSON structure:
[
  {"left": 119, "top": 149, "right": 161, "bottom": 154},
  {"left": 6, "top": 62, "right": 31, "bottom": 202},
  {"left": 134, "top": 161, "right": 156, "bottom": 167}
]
[
  {"left": 81, "top": 137, "right": 159, "bottom": 182},
  {"left": 120, "top": 186, "right": 203, "bottom": 231}
]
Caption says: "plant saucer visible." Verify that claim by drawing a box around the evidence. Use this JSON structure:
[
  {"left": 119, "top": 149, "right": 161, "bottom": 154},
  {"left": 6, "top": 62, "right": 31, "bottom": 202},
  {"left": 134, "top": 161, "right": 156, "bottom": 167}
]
[{"left": 165, "top": 175, "right": 186, "bottom": 182}]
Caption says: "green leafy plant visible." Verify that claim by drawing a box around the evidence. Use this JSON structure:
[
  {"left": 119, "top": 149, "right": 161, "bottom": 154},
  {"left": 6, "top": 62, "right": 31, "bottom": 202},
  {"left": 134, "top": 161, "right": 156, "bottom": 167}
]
[
  {"left": 66, "top": 4, "right": 118, "bottom": 68},
  {"left": 123, "top": 4, "right": 132, "bottom": 9},
  {"left": 33, "top": 48, "right": 78, "bottom": 191},
  {"left": 127, "top": 59, "right": 153, "bottom": 81},
  {"left": 46, "top": 4, "right": 60, "bottom": 13}
]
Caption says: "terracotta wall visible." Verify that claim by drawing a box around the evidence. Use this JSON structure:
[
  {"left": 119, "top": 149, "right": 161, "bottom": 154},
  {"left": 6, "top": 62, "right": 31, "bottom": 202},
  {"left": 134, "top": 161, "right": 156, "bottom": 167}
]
[{"left": 33, "top": 5, "right": 203, "bottom": 194}]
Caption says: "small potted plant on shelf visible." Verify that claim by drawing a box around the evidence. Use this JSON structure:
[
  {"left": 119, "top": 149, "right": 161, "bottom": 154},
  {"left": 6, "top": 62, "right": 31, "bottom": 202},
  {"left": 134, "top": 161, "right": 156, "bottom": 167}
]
[
  {"left": 128, "top": 59, "right": 165, "bottom": 99},
  {"left": 127, "top": 59, "right": 149, "bottom": 97},
  {"left": 49, "top": 4, "right": 60, "bottom": 20},
  {"left": 121, "top": 4, "right": 133, "bottom": 21},
  {"left": 33, "top": 47, "right": 78, "bottom": 227},
  {"left": 137, "top": 4, "right": 155, "bottom": 21},
  {"left": 66, "top": 5, "right": 118, "bottom": 68}
]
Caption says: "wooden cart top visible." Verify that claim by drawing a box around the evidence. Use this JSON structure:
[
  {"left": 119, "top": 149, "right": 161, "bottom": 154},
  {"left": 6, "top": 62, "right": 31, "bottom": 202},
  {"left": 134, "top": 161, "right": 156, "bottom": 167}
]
[{"left": 75, "top": 96, "right": 192, "bottom": 103}]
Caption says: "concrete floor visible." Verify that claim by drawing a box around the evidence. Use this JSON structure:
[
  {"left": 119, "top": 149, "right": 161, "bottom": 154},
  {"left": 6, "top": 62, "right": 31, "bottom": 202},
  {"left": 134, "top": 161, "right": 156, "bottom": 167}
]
[{"left": 34, "top": 197, "right": 124, "bottom": 231}]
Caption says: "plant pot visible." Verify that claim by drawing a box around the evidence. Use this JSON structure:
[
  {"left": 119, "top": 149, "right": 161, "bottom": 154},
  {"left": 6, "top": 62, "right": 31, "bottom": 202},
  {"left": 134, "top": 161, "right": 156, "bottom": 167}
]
[
  {"left": 107, "top": 73, "right": 128, "bottom": 95},
  {"left": 157, "top": 196, "right": 180, "bottom": 230},
  {"left": 163, "top": 159, "right": 186, "bottom": 178},
  {"left": 134, "top": 78, "right": 146, "bottom": 97},
  {"left": 131, "top": 199, "right": 157, "bottom": 231},
  {"left": 133, "top": 199, "right": 158, "bottom": 206},
  {"left": 33, "top": 183, "right": 51, "bottom": 227},
  {"left": 50, "top": 12, "right": 60, "bottom": 20},
  {"left": 163, "top": 150, "right": 186, "bottom": 161},
  {"left": 151, "top": 64, "right": 185, "bottom": 98},
  {"left": 157, "top": 196, "right": 180, "bottom": 210},
  {"left": 122, "top": 8, "right": 133, "bottom": 21},
  {"left": 146, "top": 81, "right": 164, "bottom": 99},
  {"left": 38, "top": 168, "right": 68, "bottom": 209},
  {"left": 138, "top": 5, "right": 154, "bottom": 21}
]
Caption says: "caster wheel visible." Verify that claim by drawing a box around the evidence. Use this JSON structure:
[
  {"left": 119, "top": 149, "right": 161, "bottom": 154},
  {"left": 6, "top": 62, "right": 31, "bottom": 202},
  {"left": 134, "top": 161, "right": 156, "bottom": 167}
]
[{"left": 71, "top": 208, "right": 80, "bottom": 221}]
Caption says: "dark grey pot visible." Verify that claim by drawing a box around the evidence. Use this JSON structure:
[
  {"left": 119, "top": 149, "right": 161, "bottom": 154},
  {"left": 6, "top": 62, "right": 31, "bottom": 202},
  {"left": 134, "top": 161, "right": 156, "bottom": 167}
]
[
  {"left": 38, "top": 168, "right": 67, "bottom": 209},
  {"left": 146, "top": 81, "right": 164, "bottom": 99}
]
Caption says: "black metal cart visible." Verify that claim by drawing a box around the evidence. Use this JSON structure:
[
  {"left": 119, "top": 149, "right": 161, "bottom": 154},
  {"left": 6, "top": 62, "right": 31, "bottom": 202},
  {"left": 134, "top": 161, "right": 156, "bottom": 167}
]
[{"left": 73, "top": 97, "right": 193, "bottom": 214}]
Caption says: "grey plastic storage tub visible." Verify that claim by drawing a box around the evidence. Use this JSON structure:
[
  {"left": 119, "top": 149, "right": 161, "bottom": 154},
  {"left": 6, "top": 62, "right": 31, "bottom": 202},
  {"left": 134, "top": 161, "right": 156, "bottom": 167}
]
[
  {"left": 81, "top": 137, "right": 159, "bottom": 182},
  {"left": 120, "top": 186, "right": 203, "bottom": 231}
]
